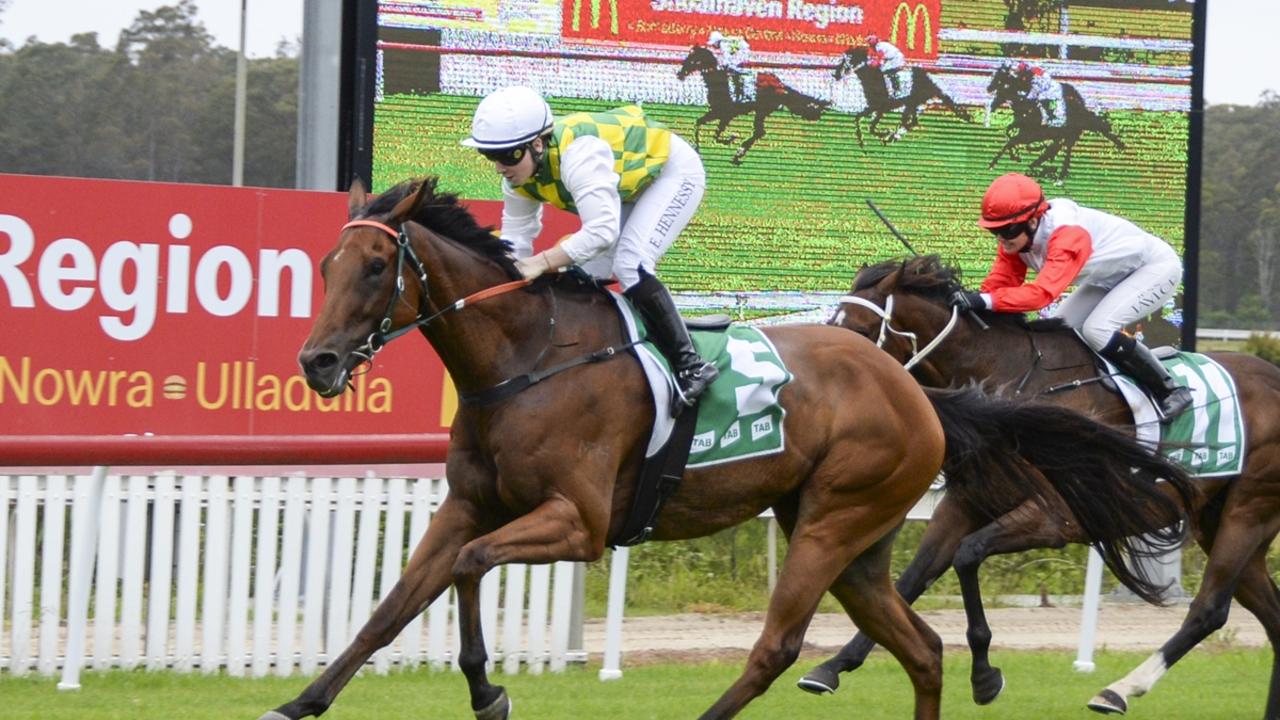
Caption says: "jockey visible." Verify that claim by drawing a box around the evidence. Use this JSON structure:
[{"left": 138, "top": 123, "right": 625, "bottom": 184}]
[
  {"left": 708, "top": 30, "right": 750, "bottom": 102},
  {"left": 866, "top": 33, "right": 909, "bottom": 98},
  {"left": 1016, "top": 61, "right": 1066, "bottom": 127},
  {"left": 948, "top": 173, "right": 1193, "bottom": 421},
  {"left": 462, "top": 86, "right": 719, "bottom": 411}
]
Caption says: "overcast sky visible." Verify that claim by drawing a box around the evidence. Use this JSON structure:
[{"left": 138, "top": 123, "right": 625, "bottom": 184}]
[{"left": 0, "top": 0, "right": 1274, "bottom": 105}]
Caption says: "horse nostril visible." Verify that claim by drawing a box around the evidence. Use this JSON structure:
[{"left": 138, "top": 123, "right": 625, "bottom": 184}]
[{"left": 301, "top": 350, "right": 339, "bottom": 374}]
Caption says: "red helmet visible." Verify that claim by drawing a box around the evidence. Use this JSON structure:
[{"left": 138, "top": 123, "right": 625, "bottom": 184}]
[
  {"left": 979, "top": 173, "right": 1048, "bottom": 229},
  {"left": 867, "top": 34, "right": 879, "bottom": 46}
]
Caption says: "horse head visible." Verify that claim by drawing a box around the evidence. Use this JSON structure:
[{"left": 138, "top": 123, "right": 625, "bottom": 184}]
[
  {"left": 677, "top": 44, "right": 717, "bottom": 80},
  {"left": 298, "top": 177, "right": 521, "bottom": 397},
  {"left": 834, "top": 47, "right": 869, "bottom": 81},
  {"left": 832, "top": 255, "right": 969, "bottom": 383},
  {"left": 986, "top": 62, "right": 1028, "bottom": 111}
]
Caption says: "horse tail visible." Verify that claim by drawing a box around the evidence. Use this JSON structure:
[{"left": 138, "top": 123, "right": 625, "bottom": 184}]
[
  {"left": 769, "top": 78, "right": 828, "bottom": 120},
  {"left": 925, "top": 385, "right": 1198, "bottom": 605}
]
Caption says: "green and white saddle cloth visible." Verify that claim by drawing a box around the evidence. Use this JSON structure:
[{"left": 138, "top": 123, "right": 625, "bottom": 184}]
[
  {"left": 611, "top": 292, "right": 794, "bottom": 468},
  {"left": 1109, "top": 351, "right": 1246, "bottom": 477}
]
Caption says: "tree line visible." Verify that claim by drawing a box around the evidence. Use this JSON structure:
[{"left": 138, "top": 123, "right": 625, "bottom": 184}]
[
  {"left": 0, "top": 0, "right": 296, "bottom": 187},
  {"left": 0, "top": 1, "right": 1274, "bottom": 328}
]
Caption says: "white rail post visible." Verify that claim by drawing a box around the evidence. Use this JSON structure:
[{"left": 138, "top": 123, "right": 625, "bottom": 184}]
[
  {"left": 599, "top": 546, "right": 630, "bottom": 681},
  {"left": 58, "top": 466, "right": 109, "bottom": 691},
  {"left": 1074, "top": 547, "right": 1105, "bottom": 672}
]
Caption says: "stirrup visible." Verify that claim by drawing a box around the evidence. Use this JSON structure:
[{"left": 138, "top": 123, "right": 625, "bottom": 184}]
[
  {"left": 675, "top": 362, "right": 719, "bottom": 407},
  {"left": 1158, "top": 386, "right": 1193, "bottom": 423}
]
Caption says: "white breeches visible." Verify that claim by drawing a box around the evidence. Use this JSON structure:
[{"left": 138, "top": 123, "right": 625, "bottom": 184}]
[
  {"left": 1053, "top": 255, "right": 1183, "bottom": 350},
  {"left": 578, "top": 134, "right": 706, "bottom": 290}
]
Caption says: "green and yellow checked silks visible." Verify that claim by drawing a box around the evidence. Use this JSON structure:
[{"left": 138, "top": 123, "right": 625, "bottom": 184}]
[
  {"left": 1155, "top": 352, "right": 1245, "bottom": 477},
  {"left": 515, "top": 105, "right": 671, "bottom": 213}
]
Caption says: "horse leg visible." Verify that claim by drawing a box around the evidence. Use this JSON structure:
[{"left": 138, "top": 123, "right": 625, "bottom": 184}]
[
  {"left": 808, "top": 524, "right": 945, "bottom": 719},
  {"left": 799, "top": 497, "right": 979, "bottom": 694},
  {"left": 715, "top": 116, "right": 737, "bottom": 145},
  {"left": 854, "top": 114, "right": 867, "bottom": 149},
  {"left": 1088, "top": 505, "right": 1280, "bottom": 715},
  {"left": 732, "top": 109, "right": 769, "bottom": 165},
  {"left": 451, "top": 497, "right": 607, "bottom": 720},
  {"left": 989, "top": 138, "right": 1017, "bottom": 169},
  {"left": 258, "top": 497, "right": 479, "bottom": 720},
  {"left": 1229, "top": 547, "right": 1280, "bottom": 719},
  {"left": 694, "top": 112, "right": 715, "bottom": 151},
  {"left": 952, "top": 499, "right": 1075, "bottom": 705}
]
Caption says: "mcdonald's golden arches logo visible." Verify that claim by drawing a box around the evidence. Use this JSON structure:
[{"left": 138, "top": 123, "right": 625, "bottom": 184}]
[
  {"left": 571, "top": 0, "right": 619, "bottom": 35},
  {"left": 891, "top": 2, "right": 933, "bottom": 53}
]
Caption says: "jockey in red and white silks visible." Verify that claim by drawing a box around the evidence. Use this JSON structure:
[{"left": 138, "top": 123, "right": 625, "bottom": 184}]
[{"left": 947, "top": 173, "right": 1193, "bottom": 420}]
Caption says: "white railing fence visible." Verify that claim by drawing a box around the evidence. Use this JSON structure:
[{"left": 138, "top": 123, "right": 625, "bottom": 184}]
[{"left": 0, "top": 471, "right": 584, "bottom": 683}]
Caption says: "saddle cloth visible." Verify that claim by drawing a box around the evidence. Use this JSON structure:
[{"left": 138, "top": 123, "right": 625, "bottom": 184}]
[
  {"left": 609, "top": 292, "right": 794, "bottom": 468},
  {"left": 1107, "top": 350, "right": 1246, "bottom": 477}
]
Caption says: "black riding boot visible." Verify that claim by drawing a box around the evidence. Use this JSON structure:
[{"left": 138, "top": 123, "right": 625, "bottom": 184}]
[
  {"left": 1100, "top": 331, "right": 1193, "bottom": 422},
  {"left": 626, "top": 271, "right": 719, "bottom": 413}
]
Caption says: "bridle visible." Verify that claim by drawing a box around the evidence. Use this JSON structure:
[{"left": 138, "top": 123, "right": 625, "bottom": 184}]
[
  {"left": 340, "top": 219, "right": 531, "bottom": 365},
  {"left": 831, "top": 292, "right": 960, "bottom": 372}
]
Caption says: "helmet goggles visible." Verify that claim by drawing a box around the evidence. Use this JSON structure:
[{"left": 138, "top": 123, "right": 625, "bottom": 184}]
[
  {"left": 989, "top": 221, "right": 1030, "bottom": 240},
  {"left": 478, "top": 144, "right": 529, "bottom": 167}
]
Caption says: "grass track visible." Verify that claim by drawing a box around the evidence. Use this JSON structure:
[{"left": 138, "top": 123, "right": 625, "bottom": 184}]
[
  {"left": 1, "top": 648, "right": 1265, "bottom": 719},
  {"left": 375, "top": 92, "right": 1188, "bottom": 297}
]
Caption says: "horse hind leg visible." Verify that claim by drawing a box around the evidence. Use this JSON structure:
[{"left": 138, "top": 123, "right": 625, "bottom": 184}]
[
  {"left": 1088, "top": 511, "right": 1280, "bottom": 715},
  {"left": 732, "top": 109, "right": 770, "bottom": 165},
  {"left": 799, "top": 497, "right": 978, "bottom": 696}
]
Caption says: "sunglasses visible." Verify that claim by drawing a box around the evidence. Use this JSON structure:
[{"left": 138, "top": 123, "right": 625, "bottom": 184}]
[
  {"left": 989, "top": 222, "right": 1029, "bottom": 240},
  {"left": 478, "top": 145, "right": 528, "bottom": 167}
]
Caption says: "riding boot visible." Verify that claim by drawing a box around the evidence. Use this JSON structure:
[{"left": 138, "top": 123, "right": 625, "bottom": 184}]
[
  {"left": 1099, "top": 331, "right": 1193, "bottom": 422},
  {"left": 731, "top": 72, "right": 745, "bottom": 103},
  {"left": 625, "top": 270, "right": 719, "bottom": 413}
]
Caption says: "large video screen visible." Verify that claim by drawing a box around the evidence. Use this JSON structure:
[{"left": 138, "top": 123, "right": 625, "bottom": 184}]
[{"left": 365, "top": 0, "right": 1201, "bottom": 341}]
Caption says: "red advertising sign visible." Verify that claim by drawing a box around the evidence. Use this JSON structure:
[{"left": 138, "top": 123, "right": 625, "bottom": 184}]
[
  {"left": 563, "top": 0, "right": 940, "bottom": 57},
  {"left": 0, "top": 174, "right": 576, "bottom": 440}
]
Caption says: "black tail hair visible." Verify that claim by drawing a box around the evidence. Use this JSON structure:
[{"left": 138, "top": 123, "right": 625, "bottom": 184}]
[{"left": 927, "top": 385, "right": 1198, "bottom": 604}]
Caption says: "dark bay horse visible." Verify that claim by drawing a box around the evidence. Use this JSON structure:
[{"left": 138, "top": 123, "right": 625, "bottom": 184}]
[
  {"left": 269, "top": 180, "right": 1197, "bottom": 720},
  {"left": 986, "top": 62, "right": 1125, "bottom": 182},
  {"left": 833, "top": 46, "right": 972, "bottom": 146},
  {"left": 808, "top": 255, "right": 1280, "bottom": 718},
  {"left": 676, "top": 44, "right": 828, "bottom": 165}
]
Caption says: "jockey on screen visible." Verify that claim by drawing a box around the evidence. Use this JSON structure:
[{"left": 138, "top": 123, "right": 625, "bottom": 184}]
[
  {"left": 948, "top": 173, "right": 1194, "bottom": 421},
  {"left": 462, "top": 85, "right": 719, "bottom": 411},
  {"left": 866, "top": 33, "right": 909, "bottom": 98},
  {"left": 708, "top": 31, "right": 750, "bottom": 102},
  {"left": 1016, "top": 61, "right": 1066, "bottom": 127}
]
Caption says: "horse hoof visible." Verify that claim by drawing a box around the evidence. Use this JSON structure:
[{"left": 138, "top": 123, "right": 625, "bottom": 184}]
[
  {"left": 972, "top": 666, "right": 1005, "bottom": 705},
  {"left": 475, "top": 689, "right": 512, "bottom": 720},
  {"left": 257, "top": 713, "right": 293, "bottom": 720},
  {"left": 796, "top": 666, "right": 840, "bottom": 695},
  {"left": 1087, "top": 689, "right": 1128, "bottom": 715}
]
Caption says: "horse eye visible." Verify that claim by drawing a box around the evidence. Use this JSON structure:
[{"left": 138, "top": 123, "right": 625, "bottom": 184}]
[{"left": 367, "top": 258, "right": 387, "bottom": 276}]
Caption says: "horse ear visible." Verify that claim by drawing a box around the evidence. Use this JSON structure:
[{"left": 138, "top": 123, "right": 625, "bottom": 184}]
[
  {"left": 347, "top": 177, "right": 368, "bottom": 220},
  {"left": 389, "top": 178, "right": 431, "bottom": 224},
  {"left": 874, "top": 264, "right": 904, "bottom": 294}
]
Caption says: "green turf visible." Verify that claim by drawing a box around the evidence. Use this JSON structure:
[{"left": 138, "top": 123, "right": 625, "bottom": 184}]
[
  {"left": 0, "top": 647, "right": 1265, "bottom": 719},
  {"left": 374, "top": 92, "right": 1188, "bottom": 302}
]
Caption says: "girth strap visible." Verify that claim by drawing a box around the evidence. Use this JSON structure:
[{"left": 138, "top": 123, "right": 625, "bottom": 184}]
[{"left": 612, "top": 403, "right": 701, "bottom": 547}]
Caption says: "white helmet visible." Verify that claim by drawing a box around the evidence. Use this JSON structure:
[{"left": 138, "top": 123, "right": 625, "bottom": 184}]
[
  {"left": 708, "top": 31, "right": 724, "bottom": 46},
  {"left": 460, "top": 86, "right": 554, "bottom": 150}
]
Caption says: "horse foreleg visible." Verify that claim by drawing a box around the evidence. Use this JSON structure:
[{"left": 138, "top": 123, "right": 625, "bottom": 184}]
[
  {"left": 714, "top": 116, "right": 737, "bottom": 145},
  {"left": 732, "top": 110, "right": 770, "bottom": 165},
  {"left": 989, "top": 139, "right": 1018, "bottom": 169},
  {"left": 694, "top": 111, "right": 716, "bottom": 152},
  {"left": 799, "top": 497, "right": 978, "bottom": 695},
  {"left": 452, "top": 497, "right": 608, "bottom": 720},
  {"left": 258, "top": 497, "right": 478, "bottom": 720},
  {"left": 952, "top": 499, "right": 1076, "bottom": 706},
  {"left": 1088, "top": 516, "right": 1278, "bottom": 715}
]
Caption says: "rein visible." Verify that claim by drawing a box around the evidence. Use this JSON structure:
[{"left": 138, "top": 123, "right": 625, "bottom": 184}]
[
  {"left": 835, "top": 293, "right": 959, "bottom": 372},
  {"left": 340, "top": 219, "right": 531, "bottom": 365}
]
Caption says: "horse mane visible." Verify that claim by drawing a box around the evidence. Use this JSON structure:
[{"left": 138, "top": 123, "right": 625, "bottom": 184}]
[
  {"left": 362, "top": 177, "right": 518, "bottom": 273},
  {"left": 856, "top": 255, "right": 1069, "bottom": 333}
]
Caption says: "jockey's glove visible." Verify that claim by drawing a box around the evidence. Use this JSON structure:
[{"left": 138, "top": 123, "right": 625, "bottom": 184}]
[{"left": 948, "top": 289, "right": 986, "bottom": 313}]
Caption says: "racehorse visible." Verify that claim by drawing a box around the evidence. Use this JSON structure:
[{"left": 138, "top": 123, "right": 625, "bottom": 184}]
[
  {"left": 833, "top": 46, "right": 972, "bottom": 147},
  {"left": 808, "top": 254, "right": 1280, "bottom": 718},
  {"left": 269, "top": 179, "right": 1196, "bottom": 720},
  {"left": 986, "top": 62, "right": 1125, "bottom": 182},
  {"left": 676, "top": 44, "right": 828, "bottom": 165}
]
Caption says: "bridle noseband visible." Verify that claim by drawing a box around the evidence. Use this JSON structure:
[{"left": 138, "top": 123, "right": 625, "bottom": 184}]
[
  {"left": 831, "top": 292, "right": 960, "bottom": 372},
  {"left": 339, "top": 219, "right": 531, "bottom": 365}
]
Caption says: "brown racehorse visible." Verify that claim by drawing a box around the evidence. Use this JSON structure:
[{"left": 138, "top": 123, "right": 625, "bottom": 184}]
[
  {"left": 809, "top": 255, "right": 1280, "bottom": 718},
  {"left": 272, "top": 181, "right": 1194, "bottom": 720}
]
